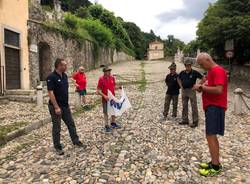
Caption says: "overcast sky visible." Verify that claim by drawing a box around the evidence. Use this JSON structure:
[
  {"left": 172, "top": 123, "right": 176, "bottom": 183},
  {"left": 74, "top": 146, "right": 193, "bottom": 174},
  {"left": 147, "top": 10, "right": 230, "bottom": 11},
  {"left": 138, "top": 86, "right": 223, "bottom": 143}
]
[{"left": 89, "top": 0, "right": 216, "bottom": 43}]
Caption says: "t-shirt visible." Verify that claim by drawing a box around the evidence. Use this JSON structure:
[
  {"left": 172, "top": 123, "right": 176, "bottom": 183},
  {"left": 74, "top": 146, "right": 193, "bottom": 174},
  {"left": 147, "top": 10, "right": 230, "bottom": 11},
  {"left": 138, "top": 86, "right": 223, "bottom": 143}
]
[
  {"left": 47, "top": 71, "right": 69, "bottom": 107},
  {"left": 179, "top": 69, "right": 203, "bottom": 89},
  {"left": 72, "top": 71, "right": 87, "bottom": 91},
  {"left": 202, "top": 65, "right": 228, "bottom": 111},
  {"left": 165, "top": 73, "right": 180, "bottom": 95},
  {"left": 97, "top": 75, "right": 116, "bottom": 101}
]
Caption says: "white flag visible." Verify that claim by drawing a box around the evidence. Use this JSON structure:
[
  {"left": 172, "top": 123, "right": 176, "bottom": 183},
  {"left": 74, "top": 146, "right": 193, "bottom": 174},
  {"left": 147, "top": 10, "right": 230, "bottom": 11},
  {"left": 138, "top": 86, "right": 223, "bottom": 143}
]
[{"left": 107, "top": 87, "right": 132, "bottom": 116}]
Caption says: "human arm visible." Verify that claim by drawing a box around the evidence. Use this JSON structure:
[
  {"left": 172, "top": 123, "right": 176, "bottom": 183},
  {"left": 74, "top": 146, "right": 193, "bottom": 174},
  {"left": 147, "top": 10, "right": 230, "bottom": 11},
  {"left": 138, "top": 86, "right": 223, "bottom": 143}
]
[
  {"left": 48, "top": 90, "right": 61, "bottom": 115},
  {"left": 177, "top": 76, "right": 183, "bottom": 89},
  {"left": 193, "top": 84, "right": 223, "bottom": 94},
  {"left": 71, "top": 73, "right": 80, "bottom": 88},
  {"left": 97, "top": 88, "right": 109, "bottom": 101}
]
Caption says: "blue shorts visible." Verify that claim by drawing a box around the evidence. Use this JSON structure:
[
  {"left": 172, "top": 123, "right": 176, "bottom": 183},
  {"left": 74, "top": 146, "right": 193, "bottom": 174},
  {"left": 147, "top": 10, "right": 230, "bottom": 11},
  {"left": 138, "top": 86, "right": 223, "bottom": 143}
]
[
  {"left": 205, "top": 106, "right": 225, "bottom": 136},
  {"left": 77, "top": 89, "right": 87, "bottom": 96}
]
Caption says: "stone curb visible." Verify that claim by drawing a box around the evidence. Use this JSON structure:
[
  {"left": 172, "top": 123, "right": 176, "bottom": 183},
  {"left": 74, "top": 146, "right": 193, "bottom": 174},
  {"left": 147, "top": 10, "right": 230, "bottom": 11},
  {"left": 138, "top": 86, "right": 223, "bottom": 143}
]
[{"left": 1, "top": 117, "right": 51, "bottom": 146}]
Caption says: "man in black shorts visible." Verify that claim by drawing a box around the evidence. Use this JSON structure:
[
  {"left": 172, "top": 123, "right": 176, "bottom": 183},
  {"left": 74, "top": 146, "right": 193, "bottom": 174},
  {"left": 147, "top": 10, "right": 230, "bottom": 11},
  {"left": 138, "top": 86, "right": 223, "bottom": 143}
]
[{"left": 193, "top": 53, "right": 228, "bottom": 176}]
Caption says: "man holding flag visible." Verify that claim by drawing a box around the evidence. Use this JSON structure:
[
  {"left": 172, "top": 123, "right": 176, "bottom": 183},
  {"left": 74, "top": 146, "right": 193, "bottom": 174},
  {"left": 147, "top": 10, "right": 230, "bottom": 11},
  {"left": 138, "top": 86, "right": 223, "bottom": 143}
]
[{"left": 97, "top": 66, "right": 122, "bottom": 133}]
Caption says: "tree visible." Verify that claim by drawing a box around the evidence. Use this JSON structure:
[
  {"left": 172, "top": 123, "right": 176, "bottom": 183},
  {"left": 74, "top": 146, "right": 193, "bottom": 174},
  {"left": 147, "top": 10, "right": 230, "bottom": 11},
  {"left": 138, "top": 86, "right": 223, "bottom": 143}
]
[
  {"left": 123, "top": 22, "right": 146, "bottom": 59},
  {"left": 88, "top": 4, "right": 134, "bottom": 50},
  {"left": 61, "top": 0, "right": 92, "bottom": 12},
  {"left": 164, "top": 35, "right": 185, "bottom": 57},
  {"left": 197, "top": 0, "right": 250, "bottom": 64},
  {"left": 183, "top": 39, "right": 209, "bottom": 57}
]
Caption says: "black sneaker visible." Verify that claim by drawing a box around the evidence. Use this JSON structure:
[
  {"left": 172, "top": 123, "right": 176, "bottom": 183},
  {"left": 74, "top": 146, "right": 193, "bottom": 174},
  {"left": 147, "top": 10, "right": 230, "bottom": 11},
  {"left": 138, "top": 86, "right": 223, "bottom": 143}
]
[
  {"left": 55, "top": 148, "right": 64, "bottom": 155},
  {"left": 111, "top": 122, "right": 122, "bottom": 129},
  {"left": 179, "top": 121, "right": 189, "bottom": 125},
  {"left": 105, "top": 126, "right": 112, "bottom": 133},
  {"left": 74, "top": 141, "right": 87, "bottom": 149}
]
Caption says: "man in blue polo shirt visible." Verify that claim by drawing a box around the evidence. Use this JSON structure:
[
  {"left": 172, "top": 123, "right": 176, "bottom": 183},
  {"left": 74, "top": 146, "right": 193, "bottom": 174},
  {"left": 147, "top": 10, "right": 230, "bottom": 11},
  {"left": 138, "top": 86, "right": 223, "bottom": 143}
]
[
  {"left": 178, "top": 58, "right": 204, "bottom": 128},
  {"left": 47, "top": 58, "right": 86, "bottom": 155}
]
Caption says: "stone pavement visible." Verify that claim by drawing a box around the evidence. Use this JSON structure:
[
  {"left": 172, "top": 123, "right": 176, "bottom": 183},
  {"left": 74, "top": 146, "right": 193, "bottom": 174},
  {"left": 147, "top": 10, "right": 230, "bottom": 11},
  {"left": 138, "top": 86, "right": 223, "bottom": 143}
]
[{"left": 0, "top": 60, "right": 250, "bottom": 184}]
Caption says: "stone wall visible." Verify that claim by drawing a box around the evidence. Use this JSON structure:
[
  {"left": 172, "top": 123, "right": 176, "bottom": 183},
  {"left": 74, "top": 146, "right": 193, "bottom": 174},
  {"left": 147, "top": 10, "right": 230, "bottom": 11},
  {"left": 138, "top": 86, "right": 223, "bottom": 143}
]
[
  {"left": 231, "top": 65, "right": 250, "bottom": 82},
  {"left": 28, "top": 22, "right": 134, "bottom": 89}
]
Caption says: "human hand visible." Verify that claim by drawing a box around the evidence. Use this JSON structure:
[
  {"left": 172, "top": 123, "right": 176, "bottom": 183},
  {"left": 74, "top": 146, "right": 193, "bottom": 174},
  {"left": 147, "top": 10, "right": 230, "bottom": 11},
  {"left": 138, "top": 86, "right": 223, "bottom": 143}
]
[
  {"left": 55, "top": 107, "right": 61, "bottom": 115},
  {"left": 104, "top": 95, "right": 109, "bottom": 101},
  {"left": 193, "top": 84, "right": 202, "bottom": 92}
]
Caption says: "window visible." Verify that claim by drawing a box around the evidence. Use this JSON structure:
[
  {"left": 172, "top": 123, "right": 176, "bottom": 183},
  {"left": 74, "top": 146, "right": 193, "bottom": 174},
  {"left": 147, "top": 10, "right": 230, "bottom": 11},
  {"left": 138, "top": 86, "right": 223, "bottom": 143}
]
[
  {"left": 4, "top": 29, "right": 20, "bottom": 47},
  {"left": 155, "top": 46, "right": 158, "bottom": 50}
]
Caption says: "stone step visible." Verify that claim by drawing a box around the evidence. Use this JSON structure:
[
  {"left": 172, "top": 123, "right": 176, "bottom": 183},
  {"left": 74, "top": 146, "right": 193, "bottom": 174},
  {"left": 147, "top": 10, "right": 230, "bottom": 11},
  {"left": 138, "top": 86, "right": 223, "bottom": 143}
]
[
  {"left": 7, "top": 95, "right": 35, "bottom": 103},
  {"left": 5, "top": 89, "right": 36, "bottom": 96},
  {"left": 0, "top": 96, "right": 9, "bottom": 104}
]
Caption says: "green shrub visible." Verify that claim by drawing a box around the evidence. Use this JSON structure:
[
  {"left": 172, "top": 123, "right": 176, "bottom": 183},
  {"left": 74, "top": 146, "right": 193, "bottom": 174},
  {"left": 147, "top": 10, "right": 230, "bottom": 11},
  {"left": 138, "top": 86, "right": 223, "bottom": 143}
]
[
  {"left": 42, "top": 22, "right": 92, "bottom": 44},
  {"left": 64, "top": 13, "right": 78, "bottom": 29},
  {"left": 76, "top": 7, "right": 92, "bottom": 19},
  {"left": 88, "top": 4, "right": 134, "bottom": 50},
  {"left": 79, "top": 19, "right": 115, "bottom": 47}
]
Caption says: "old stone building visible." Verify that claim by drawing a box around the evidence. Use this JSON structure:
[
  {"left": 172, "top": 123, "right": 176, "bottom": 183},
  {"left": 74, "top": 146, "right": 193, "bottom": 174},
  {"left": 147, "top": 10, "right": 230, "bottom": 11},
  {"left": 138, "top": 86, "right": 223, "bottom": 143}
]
[
  {"left": 147, "top": 41, "right": 164, "bottom": 60},
  {"left": 0, "top": 0, "right": 30, "bottom": 95}
]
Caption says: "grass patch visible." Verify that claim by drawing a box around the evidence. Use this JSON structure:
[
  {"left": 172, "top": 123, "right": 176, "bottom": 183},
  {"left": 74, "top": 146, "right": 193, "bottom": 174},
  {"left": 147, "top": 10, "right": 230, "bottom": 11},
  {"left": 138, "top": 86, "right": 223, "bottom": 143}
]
[
  {"left": 0, "top": 122, "right": 28, "bottom": 139},
  {"left": 0, "top": 121, "right": 29, "bottom": 145},
  {"left": 42, "top": 22, "right": 93, "bottom": 45},
  {"left": 138, "top": 61, "right": 147, "bottom": 92},
  {"left": 72, "top": 98, "right": 102, "bottom": 117}
]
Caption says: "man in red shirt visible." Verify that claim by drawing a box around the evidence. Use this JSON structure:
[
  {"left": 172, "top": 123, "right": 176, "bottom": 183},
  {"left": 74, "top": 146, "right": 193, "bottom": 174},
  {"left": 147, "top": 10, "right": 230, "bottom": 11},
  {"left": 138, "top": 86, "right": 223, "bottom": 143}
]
[
  {"left": 193, "top": 53, "right": 228, "bottom": 176},
  {"left": 97, "top": 66, "right": 121, "bottom": 133},
  {"left": 72, "top": 66, "right": 87, "bottom": 106}
]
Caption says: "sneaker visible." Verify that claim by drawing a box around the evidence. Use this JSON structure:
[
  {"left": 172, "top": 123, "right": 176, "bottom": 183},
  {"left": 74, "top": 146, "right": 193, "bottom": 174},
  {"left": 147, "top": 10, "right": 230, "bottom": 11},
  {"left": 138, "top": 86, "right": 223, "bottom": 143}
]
[
  {"left": 55, "top": 148, "right": 64, "bottom": 155},
  {"left": 73, "top": 141, "right": 87, "bottom": 149},
  {"left": 105, "top": 126, "right": 112, "bottom": 133},
  {"left": 199, "top": 166, "right": 222, "bottom": 176},
  {"left": 111, "top": 123, "right": 122, "bottom": 129},
  {"left": 199, "top": 162, "right": 222, "bottom": 169}
]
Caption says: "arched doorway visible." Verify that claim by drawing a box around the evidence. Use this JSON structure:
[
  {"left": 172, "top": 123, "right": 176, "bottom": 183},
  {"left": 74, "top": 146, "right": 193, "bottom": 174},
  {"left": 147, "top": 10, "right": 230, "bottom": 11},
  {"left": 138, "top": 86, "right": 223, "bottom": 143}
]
[{"left": 38, "top": 42, "right": 52, "bottom": 81}]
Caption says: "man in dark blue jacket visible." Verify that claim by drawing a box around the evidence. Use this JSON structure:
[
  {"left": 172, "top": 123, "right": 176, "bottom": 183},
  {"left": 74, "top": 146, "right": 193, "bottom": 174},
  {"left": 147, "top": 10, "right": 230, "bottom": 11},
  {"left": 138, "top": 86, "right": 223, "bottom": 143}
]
[{"left": 163, "top": 62, "right": 180, "bottom": 121}]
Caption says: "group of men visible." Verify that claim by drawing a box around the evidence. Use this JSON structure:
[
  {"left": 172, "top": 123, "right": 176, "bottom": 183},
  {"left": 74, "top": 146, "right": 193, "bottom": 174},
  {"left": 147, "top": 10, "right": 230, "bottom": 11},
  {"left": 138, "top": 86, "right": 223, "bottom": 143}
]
[
  {"left": 163, "top": 58, "right": 203, "bottom": 128},
  {"left": 163, "top": 53, "right": 228, "bottom": 176},
  {"left": 47, "top": 59, "right": 121, "bottom": 156},
  {"left": 46, "top": 53, "right": 228, "bottom": 177}
]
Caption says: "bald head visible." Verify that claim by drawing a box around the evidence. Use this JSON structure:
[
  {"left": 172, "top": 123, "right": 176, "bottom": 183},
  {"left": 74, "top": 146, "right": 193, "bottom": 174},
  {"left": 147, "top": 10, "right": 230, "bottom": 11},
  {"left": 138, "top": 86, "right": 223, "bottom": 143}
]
[
  {"left": 196, "top": 52, "right": 215, "bottom": 70},
  {"left": 78, "top": 66, "right": 85, "bottom": 73}
]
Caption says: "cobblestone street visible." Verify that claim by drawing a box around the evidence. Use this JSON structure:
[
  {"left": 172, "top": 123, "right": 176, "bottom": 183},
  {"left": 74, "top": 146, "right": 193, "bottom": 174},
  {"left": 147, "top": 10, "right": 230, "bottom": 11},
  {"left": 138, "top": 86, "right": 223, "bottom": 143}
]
[{"left": 0, "top": 60, "right": 250, "bottom": 184}]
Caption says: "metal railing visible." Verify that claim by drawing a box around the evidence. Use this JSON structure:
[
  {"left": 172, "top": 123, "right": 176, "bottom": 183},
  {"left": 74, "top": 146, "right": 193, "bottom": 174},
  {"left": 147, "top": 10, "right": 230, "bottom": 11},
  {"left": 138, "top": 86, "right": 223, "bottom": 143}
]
[{"left": 241, "top": 93, "right": 250, "bottom": 111}]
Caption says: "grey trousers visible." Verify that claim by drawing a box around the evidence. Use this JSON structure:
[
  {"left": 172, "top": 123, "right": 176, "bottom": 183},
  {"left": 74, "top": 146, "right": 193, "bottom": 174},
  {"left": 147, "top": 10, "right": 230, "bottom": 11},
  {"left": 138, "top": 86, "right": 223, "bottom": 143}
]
[
  {"left": 163, "top": 94, "right": 179, "bottom": 117},
  {"left": 48, "top": 104, "right": 80, "bottom": 149},
  {"left": 181, "top": 89, "right": 199, "bottom": 123}
]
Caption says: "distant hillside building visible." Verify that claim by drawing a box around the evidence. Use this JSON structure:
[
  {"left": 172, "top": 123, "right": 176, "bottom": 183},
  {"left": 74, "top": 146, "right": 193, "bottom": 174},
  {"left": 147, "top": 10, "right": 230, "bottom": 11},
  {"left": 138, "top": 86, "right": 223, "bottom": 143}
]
[{"left": 147, "top": 41, "right": 164, "bottom": 60}]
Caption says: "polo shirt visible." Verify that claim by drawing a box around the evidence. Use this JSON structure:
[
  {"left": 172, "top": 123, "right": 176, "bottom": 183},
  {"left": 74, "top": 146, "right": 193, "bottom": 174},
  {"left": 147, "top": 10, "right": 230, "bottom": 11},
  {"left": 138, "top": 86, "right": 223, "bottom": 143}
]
[
  {"left": 97, "top": 75, "right": 116, "bottom": 101},
  {"left": 72, "top": 71, "right": 87, "bottom": 91},
  {"left": 165, "top": 73, "right": 180, "bottom": 95},
  {"left": 47, "top": 70, "right": 69, "bottom": 107},
  {"left": 179, "top": 69, "right": 203, "bottom": 89},
  {"left": 202, "top": 65, "right": 228, "bottom": 111}
]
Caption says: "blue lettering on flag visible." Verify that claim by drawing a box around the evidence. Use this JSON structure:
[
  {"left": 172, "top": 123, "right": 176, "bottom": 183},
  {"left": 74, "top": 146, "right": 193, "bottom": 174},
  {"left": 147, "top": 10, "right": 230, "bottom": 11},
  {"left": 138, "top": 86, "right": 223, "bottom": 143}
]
[{"left": 110, "top": 99, "right": 126, "bottom": 110}]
